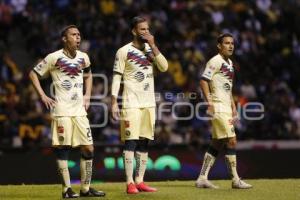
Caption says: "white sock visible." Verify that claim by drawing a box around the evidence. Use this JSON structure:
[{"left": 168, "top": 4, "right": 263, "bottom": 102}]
[
  {"left": 123, "top": 150, "right": 134, "bottom": 184},
  {"left": 57, "top": 160, "right": 71, "bottom": 192},
  {"left": 80, "top": 158, "right": 93, "bottom": 192},
  {"left": 135, "top": 151, "right": 148, "bottom": 184},
  {"left": 225, "top": 155, "right": 240, "bottom": 181},
  {"left": 197, "top": 152, "right": 216, "bottom": 181}
]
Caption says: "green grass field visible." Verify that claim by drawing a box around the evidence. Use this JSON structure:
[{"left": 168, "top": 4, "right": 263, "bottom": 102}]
[{"left": 0, "top": 179, "right": 299, "bottom": 200}]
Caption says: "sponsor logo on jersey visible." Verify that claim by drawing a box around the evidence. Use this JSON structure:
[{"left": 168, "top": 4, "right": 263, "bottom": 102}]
[
  {"left": 74, "top": 83, "right": 83, "bottom": 88},
  {"left": 134, "top": 71, "right": 145, "bottom": 82},
  {"left": 127, "top": 51, "right": 151, "bottom": 69},
  {"left": 61, "top": 80, "right": 72, "bottom": 90},
  {"left": 55, "top": 57, "right": 86, "bottom": 78}
]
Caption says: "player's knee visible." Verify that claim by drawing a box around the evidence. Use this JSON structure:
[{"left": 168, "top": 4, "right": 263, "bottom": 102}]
[
  {"left": 124, "top": 140, "right": 137, "bottom": 151},
  {"left": 207, "top": 145, "right": 219, "bottom": 157},
  {"left": 136, "top": 139, "right": 149, "bottom": 152},
  {"left": 227, "top": 139, "right": 237, "bottom": 148},
  {"left": 81, "top": 150, "right": 94, "bottom": 160},
  {"left": 211, "top": 140, "right": 224, "bottom": 151},
  {"left": 225, "top": 147, "right": 236, "bottom": 155},
  {"left": 54, "top": 147, "right": 70, "bottom": 160}
]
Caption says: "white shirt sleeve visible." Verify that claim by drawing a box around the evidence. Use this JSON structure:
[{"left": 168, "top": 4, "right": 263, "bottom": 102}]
[
  {"left": 201, "top": 60, "right": 219, "bottom": 80},
  {"left": 33, "top": 54, "right": 54, "bottom": 77},
  {"left": 83, "top": 52, "right": 91, "bottom": 68},
  {"left": 113, "top": 48, "right": 126, "bottom": 74}
]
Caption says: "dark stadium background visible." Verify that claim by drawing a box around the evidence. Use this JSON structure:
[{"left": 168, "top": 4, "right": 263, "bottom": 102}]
[{"left": 0, "top": 0, "right": 300, "bottom": 184}]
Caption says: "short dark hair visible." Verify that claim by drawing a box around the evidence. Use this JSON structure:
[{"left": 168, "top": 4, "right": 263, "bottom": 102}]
[
  {"left": 217, "top": 33, "right": 234, "bottom": 44},
  {"left": 130, "top": 16, "right": 147, "bottom": 29},
  {"left": 60, "top": 25, "right": 78, "bottom": 37}
]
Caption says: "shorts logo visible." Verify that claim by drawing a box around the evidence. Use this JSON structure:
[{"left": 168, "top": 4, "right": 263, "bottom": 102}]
[
  {"left": 124, "top": 121, "right": 130, "bottom": 128},
  {"left": 125, "top": 130, "right": 131, "bottom": 137},
  {"left": 58, "top": 136, "right": 64, "bottom": 142}
]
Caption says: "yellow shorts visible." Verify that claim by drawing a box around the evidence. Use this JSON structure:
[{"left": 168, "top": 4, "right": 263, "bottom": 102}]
[
  {"left": 120, "top": 107, "right": 155, "bottom": 141},
  {"left": 211, "top": 112, "right": 236, "bottom": 139},
  {"left": 51, "top": 116, "right": 93, "bottom": 147}
]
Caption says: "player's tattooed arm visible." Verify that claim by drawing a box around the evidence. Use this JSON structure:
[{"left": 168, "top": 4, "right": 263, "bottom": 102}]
[
  {"left": 141, "top": 33, "right": 160, "bottom": 55},
  {"left": 141, "top": 33, "right": 168, "bottom": 72}
]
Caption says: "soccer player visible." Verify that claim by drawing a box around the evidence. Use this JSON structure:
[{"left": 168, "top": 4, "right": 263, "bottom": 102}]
[
  {"left": 29, "top": 25, "right": 106, "bottom": 198},
  {"left": 195, "top": 33, "right": 252, "bottom": 189},
  {"left": 111, "top": 16, "right": 168, "bottom": 194}
]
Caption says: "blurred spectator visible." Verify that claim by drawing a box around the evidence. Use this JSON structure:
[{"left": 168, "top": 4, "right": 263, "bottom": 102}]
[{"left": 1, "top": 0, "right": 300, "bottom": 148}]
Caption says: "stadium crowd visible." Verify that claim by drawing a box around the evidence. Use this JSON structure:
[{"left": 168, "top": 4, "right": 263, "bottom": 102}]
[{"left": 1, "top": 0, "right": 300, "bottom": 148}]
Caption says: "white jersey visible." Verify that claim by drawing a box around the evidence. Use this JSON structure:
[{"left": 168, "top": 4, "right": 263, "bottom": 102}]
[
  {"left": 113, "top": 42, "right": 161, "bottom": 109},
  {"left": 202, "top": 54, "right": 234, "bottom": 113},
  {"left": 33, "top": 49, "right": 91, "bottom": 116}
]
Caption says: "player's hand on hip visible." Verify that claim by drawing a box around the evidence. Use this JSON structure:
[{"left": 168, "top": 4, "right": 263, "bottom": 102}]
[
  {"left": 41, "top": 95, "right": 56, "bottom": 110},
  {"left": 232, "top": 110, "right": 239, "bottom": 124},
  {"left": 111, "top": 101, "right": 120, "bottom": 120},
  {"left": 206, "top": 103, "right": 215, "bottom": 117},
  {"left": 83, "top": 95, "right": 91, "bottom": 111}
]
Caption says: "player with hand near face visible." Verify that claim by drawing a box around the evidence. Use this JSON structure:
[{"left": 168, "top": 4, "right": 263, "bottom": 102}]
[{"left": 111, "top": 16, "right": 168, "bottom": 194}]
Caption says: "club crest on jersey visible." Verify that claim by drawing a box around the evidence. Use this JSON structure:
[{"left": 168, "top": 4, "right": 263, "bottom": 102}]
[
  {"left": 55, "top": 57, "right": 86, "bottom": 78},
  {"left": 223, "top": 83, "right": 231, "bottom": 91},
  {"left": 220, "top": 63, "right": 234, "bottom": 81},
  {"left": 127, "top": 51, "right": 151, "bottom": 69}
]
